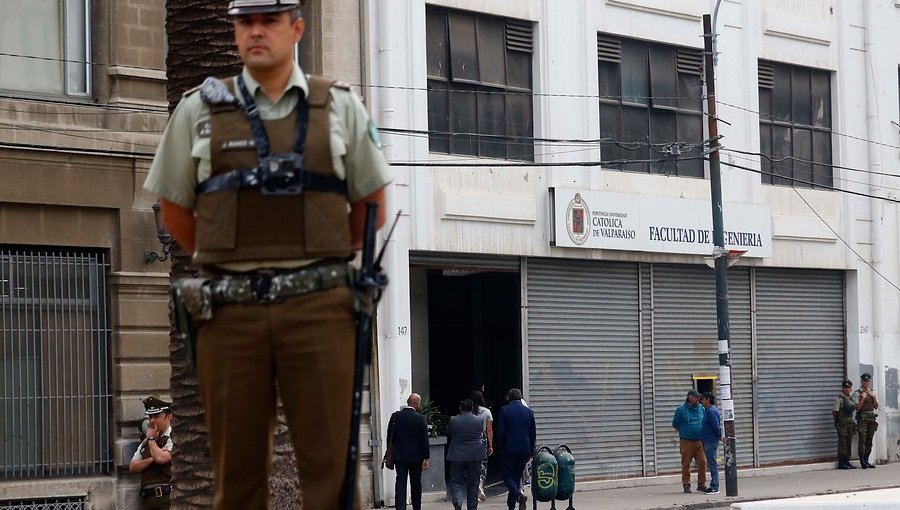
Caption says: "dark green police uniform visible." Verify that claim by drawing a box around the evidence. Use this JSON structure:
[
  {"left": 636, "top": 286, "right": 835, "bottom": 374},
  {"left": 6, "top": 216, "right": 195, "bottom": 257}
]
[
  {"left": 832, "top": 380, "right": 856, "bottom": 469},
  {"left": 855, "top": 372, "right": 878, "bottom": 468},
  {"left": 132, "top": 396, "right": 173, "bottom": 509}
]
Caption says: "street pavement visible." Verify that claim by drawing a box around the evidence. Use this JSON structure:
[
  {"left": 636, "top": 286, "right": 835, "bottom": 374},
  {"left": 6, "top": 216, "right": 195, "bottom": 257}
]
[{"left": 412, "top": 461, "right": 900, "bottom": 510}]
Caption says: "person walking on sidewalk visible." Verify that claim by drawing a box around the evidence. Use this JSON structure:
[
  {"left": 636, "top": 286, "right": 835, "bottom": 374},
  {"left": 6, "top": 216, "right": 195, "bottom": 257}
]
[
  {"left": 672, "top": 389, "right": 707, "bottom": 493},
  {"left": 833, "top": 379, "right": 857, "bottom": 470},
  {"left": 699, "top": 392, "right": 722, "bottom": 495},
  {"left": 447, "top": 398, "right": 486, "bottom": 510},
  {"left": 387, "top": 393, "right": 430, "bottom": 510},
  {"left": 854, "top": 372, "right": 879, "bottom": 469},
  {"left": 496, "top": 388, "right": 536, "bottom": 510},
  {"left": 471, "top": 390, "right": 494, "bottom": 502}
]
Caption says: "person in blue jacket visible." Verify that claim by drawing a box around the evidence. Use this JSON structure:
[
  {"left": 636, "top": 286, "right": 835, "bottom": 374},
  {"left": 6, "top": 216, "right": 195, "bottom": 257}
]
[
  {"left": 700, "top": 392, "right": 722, "bottom": 495},
  {"left": 672, "top": 389, "right": 707, "bottom": 494}
]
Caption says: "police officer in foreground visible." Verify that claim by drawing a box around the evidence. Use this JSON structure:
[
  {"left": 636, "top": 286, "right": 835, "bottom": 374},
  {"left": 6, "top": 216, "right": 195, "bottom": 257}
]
[
  {"left": 832, "top": 380, "right": 857, "bottom": 469},
  {"left": 129, "top": 397, "right": 174, "bottom": 509},
  {"left": 143, "top": 0, "right": 392, "bottom": 508},
  {"left": 854, "top": 372, "right": 879, "bottom": 468}
]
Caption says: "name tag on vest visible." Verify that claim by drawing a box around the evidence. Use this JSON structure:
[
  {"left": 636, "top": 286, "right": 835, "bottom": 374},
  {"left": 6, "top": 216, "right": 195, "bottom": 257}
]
[{"left": 221, "top": 139, "right": 256, "bottom": 151}]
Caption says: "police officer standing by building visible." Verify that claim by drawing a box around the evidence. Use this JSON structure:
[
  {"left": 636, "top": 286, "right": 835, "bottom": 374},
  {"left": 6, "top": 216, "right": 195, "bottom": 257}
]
[
  {"left": 143, "top": 0, "right": 393, "bottom": 508},
  {"left": 832, "top": 380, "right": 857, "bottom": 470},
  {"left": 129, "top": 396, "right": 174, "bottom": 509},
  {"left": 854, "top": 372, "right": 879, "bottom": 468}
]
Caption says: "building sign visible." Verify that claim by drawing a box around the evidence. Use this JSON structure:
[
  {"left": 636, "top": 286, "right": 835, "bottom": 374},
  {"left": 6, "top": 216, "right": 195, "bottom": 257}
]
[{"left": 549, "top": 188, "right": 772, "bottom": 258}]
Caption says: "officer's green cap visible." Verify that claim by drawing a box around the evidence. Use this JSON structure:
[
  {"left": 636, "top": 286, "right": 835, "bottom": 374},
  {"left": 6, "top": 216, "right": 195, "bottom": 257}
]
[
  {"left": 143, "top": 395, "right": 172, "bottom": 416},
  {"left": 227, "top": 0, "right": 301, "bottom": 15},
  {"left": 861, "top": 372, "right": 872, "bottom": 381},
  {"left": 842, "top": 379, "right": 853, "bottom": 388}
]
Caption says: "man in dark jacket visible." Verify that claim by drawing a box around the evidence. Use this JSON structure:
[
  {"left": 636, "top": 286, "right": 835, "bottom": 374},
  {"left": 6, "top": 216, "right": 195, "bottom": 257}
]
[
  {"left": 447, "top": 398, "right": 486, "bottom": 510},
  {"left": 700, "top": 392, "right": 722, "bottom": 495},
  {"left": 495, "top": 389, "right": 536, "bottom": 510},
  {"left": 387, "top": 393, "right": 430, "bottom": 510}
]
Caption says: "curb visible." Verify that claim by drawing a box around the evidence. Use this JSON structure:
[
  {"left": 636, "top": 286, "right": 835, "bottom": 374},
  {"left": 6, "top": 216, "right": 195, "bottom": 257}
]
[{"left": 652, "top": 483, "right": 900, "bottom": 510}]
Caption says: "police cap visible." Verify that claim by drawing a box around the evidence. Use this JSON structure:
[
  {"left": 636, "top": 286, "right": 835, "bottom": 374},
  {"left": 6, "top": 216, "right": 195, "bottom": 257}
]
[
  {"left": 842, "top": 379, "right": 853, "bottom": 388},
  {"left": 227, "top": 0, "right": 301, "bottom": 16},
  {"left": 861, "top": 372, "right": 872, "bottom": 381},
  {"left": 143, "top": 395, "right": 172, "bottom": 416}
]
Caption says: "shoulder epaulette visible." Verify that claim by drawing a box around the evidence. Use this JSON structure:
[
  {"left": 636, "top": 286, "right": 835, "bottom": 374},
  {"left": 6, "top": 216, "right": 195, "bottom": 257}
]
[{"left": 199, "top": 77, "right": 238, "bottom": 106}]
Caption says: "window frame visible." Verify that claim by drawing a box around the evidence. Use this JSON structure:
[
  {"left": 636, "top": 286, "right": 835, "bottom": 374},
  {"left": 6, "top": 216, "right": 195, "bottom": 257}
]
[
  {"left": 0, "top": 0, "right": 91, "bottom": 98},
  {"left": 425, "top": 6, "right": 535, "bottom": 161},
  {"left": 757, "top": 60, "right": 833, "bottom": 189},
  {"left": 597, "top": 33, "right": 705, "bottom": 178}
]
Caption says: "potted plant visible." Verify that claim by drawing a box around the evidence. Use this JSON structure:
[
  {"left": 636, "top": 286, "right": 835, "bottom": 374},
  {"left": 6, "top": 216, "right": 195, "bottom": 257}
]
[{"left": 418, "top": 400, "right": 448, "bottom": 493}]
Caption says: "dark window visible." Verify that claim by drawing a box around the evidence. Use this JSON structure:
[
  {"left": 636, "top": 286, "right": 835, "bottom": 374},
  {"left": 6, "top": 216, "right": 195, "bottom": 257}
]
[
  {"left": 758, "top": 61, "right": 833, "bottom": 188},
  {"left": 426, "top": 7, "right": 534, "bottom": 161},
  {"left": 597, "top": 34, "right": 704, "bottom": 177}
]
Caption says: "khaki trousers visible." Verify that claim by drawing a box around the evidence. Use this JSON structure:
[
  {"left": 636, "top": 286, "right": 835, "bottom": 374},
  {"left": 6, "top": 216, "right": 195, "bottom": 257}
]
[
  {"left": 679, "top": 439, "right": 707, "bottom": 487},
  {"left": 197, "top": 286, "right": 358, "bottom": 510}
]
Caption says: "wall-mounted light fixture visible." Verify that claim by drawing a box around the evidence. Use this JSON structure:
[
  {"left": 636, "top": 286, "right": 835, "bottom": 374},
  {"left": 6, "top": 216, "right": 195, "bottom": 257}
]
[{"left": 144, "top": 202, "right": 172, "bottom": 264}]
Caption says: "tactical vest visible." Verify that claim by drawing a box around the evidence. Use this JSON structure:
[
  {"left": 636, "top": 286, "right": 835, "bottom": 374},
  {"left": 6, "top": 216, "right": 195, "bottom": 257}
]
[
  {"left": 837, "top": 394, "right": 855, "bottom": 419},
  {"left": 140, "top": 435, "right": 173, "bottom": 488},
  {"left": 193, "top": 76, "right": 353, "bottom": 265},
  {"left": 857, "top": 390, "right": 876, "bottom": 413}
]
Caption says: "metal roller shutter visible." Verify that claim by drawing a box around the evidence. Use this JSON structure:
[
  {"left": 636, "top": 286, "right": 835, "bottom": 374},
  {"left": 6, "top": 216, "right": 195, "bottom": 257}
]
[
  {"left": 651, "top": 265, "right": 753, "bottom": 473},
  {"left": 640, "top": 264, "right": 657, "bottom": 475},
  {"left": 755, "top": 269, "right": 844, "bottom": 465},
  {"left": 525, "top": 258, "right": 642, "bottom": 478}
]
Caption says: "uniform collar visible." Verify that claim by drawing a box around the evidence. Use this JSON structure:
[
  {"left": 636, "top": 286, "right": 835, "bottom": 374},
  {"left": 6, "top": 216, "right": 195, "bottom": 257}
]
[
  {"left": 162, "top": 426, "right": 172, "bottom": 437},
  {"left": 239, "top": 62, "right": 309, "bottom": 100}
]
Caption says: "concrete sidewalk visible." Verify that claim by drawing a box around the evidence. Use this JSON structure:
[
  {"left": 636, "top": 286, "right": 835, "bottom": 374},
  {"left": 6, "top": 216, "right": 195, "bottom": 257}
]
[{"left": 413, "top": 461, "right": 900, "bottom": 510}]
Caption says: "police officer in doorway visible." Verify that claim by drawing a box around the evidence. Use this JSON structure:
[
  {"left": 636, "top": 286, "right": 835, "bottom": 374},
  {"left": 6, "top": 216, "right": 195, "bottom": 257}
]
[
  {"left": 854, "top": 372, "right": 879, "bottom": 468},
  {"left": 129, "top": 396, "right": 174, "bottom": 509},
  {"left": 832, "top": 380, "right": 857, "bottom": 469},
  {"left": 143, "top": 0, "right": 392, "bottom": 508}
]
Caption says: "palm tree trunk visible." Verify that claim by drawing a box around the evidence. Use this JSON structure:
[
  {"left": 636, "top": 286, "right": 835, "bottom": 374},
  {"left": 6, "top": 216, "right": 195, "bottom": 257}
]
[{"left": 164, "top": 1, "right": 301, "bottom": 507}]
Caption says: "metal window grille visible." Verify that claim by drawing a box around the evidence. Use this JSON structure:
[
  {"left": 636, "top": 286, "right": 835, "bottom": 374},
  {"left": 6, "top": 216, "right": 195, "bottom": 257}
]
[
  {"left": 0, "top": 497, "right": 85, "bottom": 510},
  {"left": 0, "top": 248, "right": 112, "bottom": 478}
]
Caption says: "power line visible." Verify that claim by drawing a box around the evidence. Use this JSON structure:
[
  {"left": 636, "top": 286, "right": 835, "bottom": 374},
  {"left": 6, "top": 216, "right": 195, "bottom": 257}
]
[
  {"left": 791, "top": 187, "right": 900, "bottom": 294},
  {"left": 721, "top": 148, "right": 897, "bottom": 179},
  {"left": 0, "top": 50, "right": 165, "bottom": 73},
  {"left": 388, "top": 156, "right": 705, "bottom": 168},
  {"left": 716, "top": 100, "right": 900, "bottom": 151},
  {"left": 723, "top": 151, "right": 900, "bottom": 194},
  {"left": 713, "top": 158, "right": 900, "bottom": 204}
]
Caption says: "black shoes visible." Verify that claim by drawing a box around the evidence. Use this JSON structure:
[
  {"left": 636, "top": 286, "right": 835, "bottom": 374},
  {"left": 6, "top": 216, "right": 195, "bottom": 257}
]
[
  {"left": 861, "top": 455, "right": 877, "bottom": 469},
  {"left": 683, "top": 484, "right": 691, "bottom": 493},
  {"left": 696, "top": 485, "right": 709, "bottom": 493},
  {"left": 703, "top": 487, "right": 720, "bottom": 494}
]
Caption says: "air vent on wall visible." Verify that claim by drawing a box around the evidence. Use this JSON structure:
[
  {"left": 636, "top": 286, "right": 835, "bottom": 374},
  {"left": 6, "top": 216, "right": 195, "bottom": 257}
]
[
  {"left": 758, "top": 62, "right": 775, "bottom": 88},
  {"left": 506, "top": 19, "right": 533, "bottom": 53},
  {"left": 676, "top": 48, "right": 703, "bottom": 75},
  {"left": 597, "top": 35, "right": 621, "bottom": 63}
]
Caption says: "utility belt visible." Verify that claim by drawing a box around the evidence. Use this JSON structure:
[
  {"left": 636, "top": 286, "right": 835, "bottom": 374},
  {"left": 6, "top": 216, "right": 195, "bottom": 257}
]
[
  {"left": 140, "top": 484, "right": 171, "bottom": 499},
  {"left": 178, "top": 262, "right": 351, "bottom": 321},
  {"left": 170, "top": 262, "right": 352, "bottom": 368},
  {"left": 857, "top": 412, "right": 877, "bottom": 419}
]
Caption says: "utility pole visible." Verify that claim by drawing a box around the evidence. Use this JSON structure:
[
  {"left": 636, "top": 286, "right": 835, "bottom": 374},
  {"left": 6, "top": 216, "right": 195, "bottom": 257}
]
[{"left": 703, "top": 13, "right": 738, "bottom": 497}]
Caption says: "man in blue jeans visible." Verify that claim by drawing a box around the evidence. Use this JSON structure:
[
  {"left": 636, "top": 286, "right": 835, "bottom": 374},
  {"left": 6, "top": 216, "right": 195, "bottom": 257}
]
[{"left": 700, "top": 392, "right": 722, "bottom": 495}]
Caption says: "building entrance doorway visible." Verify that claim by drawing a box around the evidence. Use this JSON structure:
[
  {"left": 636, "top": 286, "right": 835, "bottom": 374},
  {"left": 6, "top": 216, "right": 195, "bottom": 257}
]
[{"left": 409, "top": 262, "right": 521, "bottom": 489}]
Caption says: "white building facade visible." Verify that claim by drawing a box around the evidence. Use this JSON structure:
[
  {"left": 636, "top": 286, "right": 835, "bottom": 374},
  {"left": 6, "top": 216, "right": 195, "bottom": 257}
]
[{"left": 362, "top": 0, "right": 900, "bottom": 502}]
